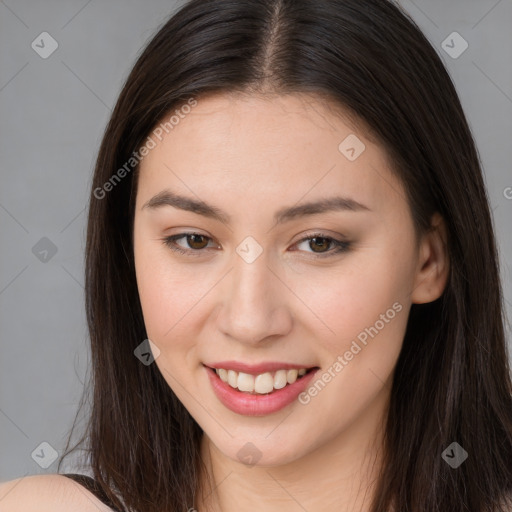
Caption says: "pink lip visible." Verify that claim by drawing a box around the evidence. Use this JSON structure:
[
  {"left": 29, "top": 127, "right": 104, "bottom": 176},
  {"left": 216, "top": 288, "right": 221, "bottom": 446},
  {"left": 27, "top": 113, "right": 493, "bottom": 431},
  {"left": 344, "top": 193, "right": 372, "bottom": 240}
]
[
  {"left": 204, "top": 365, "right": 320, "bottom": 416},
  {"left": 205, "top": 360, "right": 314, "bottom": 375}
]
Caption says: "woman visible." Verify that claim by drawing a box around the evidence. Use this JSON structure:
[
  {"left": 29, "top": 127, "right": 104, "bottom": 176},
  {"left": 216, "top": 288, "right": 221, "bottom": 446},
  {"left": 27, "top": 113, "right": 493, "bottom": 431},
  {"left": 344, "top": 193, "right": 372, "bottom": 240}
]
[{"left": 2, "top": 0, "right": 511, "bottom": 511}]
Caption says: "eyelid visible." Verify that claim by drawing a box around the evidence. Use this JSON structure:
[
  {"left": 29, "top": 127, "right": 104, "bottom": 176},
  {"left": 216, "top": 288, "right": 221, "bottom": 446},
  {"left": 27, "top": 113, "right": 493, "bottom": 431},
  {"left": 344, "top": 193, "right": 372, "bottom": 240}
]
[{"left": 160, "top": 230, "right": 351, "bottom": 259}]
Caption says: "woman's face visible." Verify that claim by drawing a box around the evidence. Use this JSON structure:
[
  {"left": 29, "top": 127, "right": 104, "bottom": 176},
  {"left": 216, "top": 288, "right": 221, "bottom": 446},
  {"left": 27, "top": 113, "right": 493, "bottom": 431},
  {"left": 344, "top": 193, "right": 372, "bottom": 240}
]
[{"left": 133, "top": 92, "right": 437, "bottom": 467}]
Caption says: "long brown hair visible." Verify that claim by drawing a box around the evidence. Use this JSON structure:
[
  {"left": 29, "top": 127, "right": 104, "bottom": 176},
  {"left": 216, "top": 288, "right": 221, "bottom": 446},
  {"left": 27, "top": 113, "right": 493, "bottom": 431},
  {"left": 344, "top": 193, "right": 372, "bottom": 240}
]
[{"left": 57, "top": 1, "right": 512, "bottom": 510}]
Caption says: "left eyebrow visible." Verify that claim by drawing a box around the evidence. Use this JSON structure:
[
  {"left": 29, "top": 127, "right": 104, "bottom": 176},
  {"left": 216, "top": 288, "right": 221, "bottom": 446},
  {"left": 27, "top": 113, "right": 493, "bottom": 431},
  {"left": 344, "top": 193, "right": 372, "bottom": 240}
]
[{"left": 141, "top": 189, "right": 371, "bottom": 225}]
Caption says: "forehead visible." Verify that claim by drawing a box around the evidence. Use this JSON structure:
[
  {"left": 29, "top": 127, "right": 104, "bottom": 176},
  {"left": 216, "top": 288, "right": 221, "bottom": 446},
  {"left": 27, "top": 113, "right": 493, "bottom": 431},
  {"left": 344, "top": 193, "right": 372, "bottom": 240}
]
[{"left": 136, "top": 92, "right": 406, "bottom": 218}]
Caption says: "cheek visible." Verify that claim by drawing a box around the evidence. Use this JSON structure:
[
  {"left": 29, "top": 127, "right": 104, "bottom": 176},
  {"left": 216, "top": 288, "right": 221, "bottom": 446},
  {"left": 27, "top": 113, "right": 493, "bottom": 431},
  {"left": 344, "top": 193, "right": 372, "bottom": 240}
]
[
  {"left": 297, "top": 256, "right": 410, "bottom": 421},
  {"left": 295, "top": 246, "right": 412, "bottom": 357},
  {"left": 135, "top": 255, "right": 203, "bottom": 385},
  {"left": 134, "top": 240, "right": 215, "bottom": 355},
  {"left": 134, "top": 234, "right": 184, "bottom": 342}
]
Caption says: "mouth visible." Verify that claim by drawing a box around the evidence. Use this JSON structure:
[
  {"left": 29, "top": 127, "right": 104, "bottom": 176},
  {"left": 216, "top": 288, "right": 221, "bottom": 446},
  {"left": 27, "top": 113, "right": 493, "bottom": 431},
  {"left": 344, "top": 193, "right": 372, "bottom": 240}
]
[
  {"left": 204, "top": 364, "right": 319, "bottom": 395},
  {"left": 204, "top": 363, "right": 321, "bottom": 416}
]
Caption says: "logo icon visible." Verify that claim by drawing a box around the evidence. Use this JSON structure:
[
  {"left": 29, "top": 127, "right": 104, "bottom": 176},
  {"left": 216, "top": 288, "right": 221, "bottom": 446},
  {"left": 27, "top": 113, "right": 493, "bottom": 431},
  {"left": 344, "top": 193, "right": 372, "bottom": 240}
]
[
  {"left": 338, "top": 134, "right": 366, "bottom": 161},
  {"left": 236, "top": 236, "right": 263, "bottom": 264},
  {"left": 31, "top": 32, "right": 59, "bottom": 59},
  {"left": 236, "top": 442, "right": 263, "bottom": 467},
  {"left": 31, "top": 441, "right": 58, "bottom": 469},
  {"left": 134, "top": 338, "right": 161, "bottom": 365},
  {"left": 32, "top": 237, "right": 58, "bottom": 263},
  {"left": 441, "top": 441, "right": 468, "bottom": 468},
  {"left": 441, "top": 32, "right": 468, "bottom": 59}
]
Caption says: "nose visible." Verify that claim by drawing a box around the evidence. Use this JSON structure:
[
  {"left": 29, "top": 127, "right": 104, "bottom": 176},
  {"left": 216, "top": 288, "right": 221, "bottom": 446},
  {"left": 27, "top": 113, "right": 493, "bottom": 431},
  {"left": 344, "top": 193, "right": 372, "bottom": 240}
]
[{"left": 216, "top": 251, "right": 293, "bottom": 346}]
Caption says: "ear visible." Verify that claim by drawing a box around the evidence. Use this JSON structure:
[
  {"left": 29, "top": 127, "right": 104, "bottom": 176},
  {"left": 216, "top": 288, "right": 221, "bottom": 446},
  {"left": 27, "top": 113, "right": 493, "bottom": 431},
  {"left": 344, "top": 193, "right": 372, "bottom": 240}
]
[{"left": 410, "top": 212, "right": 450, "bottom": 304}]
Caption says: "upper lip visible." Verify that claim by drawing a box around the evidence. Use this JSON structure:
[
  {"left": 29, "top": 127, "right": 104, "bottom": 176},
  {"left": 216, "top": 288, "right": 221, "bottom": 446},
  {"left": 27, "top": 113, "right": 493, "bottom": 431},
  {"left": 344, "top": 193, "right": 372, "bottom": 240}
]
[{"left": 204, "top": 361, "right": 318, "bottom": 375}]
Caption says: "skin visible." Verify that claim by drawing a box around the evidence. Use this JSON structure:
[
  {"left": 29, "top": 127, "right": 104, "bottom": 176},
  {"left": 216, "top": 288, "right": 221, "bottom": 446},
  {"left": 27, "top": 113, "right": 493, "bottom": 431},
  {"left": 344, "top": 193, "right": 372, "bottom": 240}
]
[{"left": 133, "top": 91, "right": 449, "bottom": 512}]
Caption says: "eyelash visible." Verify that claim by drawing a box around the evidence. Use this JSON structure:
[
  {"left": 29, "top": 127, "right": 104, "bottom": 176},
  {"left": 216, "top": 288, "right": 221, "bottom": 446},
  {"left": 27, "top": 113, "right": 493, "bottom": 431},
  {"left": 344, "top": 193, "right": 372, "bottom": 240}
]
[{"left": 160, "top": 232, "right": 351, "bottom": 259}]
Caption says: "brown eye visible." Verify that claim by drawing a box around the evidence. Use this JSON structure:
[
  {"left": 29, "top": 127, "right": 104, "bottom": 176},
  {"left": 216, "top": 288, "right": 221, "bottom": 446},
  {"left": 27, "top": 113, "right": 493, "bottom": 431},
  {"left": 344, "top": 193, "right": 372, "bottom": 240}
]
[
  {"left": 308, "top": 237, "right": 332, "bottom": 253},
  {"left": 186, "top": 234, "right": 209, "bottom": 250},
  {"left": 162, "top": 232, "right": 350, "bottom": 259},
  {"left": 161, "top": 233, "right": 214, "bottom": 256},
  {"left": 292, "top": 233, "right": 351, "bottom": 258}
]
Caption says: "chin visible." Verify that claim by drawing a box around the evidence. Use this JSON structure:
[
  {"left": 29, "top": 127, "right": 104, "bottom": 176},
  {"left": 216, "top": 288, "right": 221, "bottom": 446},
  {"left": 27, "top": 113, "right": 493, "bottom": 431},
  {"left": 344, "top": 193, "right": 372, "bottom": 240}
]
[{"left": 209, "top": 433, "right": 309, "bottom": 468}]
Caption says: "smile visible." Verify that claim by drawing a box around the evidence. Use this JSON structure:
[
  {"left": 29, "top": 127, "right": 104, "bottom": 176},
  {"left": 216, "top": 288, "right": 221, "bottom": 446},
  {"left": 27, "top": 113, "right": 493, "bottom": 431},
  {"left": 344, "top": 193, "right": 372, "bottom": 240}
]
[
  {"left": 212, "top": 367, "right": 311, "bottom": 394},
  {"left": 204, "top": 363, "right": 320, "bottom": 416}
]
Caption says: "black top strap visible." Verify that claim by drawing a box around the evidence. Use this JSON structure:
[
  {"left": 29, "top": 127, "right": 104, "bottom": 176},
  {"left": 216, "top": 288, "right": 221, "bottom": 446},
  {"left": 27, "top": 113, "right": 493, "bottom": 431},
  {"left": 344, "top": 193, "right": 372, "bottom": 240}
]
[{"left": 61, "top": 473, "right": 125, "bottom": 511}]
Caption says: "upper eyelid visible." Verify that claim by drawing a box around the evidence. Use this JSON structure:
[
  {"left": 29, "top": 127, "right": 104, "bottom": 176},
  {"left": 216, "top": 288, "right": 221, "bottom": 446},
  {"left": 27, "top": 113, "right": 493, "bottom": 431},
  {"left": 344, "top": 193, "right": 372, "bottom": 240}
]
[
  {"left": 167, "top": 231, "right": 348, "bottom": 250},
  {"left": 169, "top": 230, "right": 346, "bottom": 242}
]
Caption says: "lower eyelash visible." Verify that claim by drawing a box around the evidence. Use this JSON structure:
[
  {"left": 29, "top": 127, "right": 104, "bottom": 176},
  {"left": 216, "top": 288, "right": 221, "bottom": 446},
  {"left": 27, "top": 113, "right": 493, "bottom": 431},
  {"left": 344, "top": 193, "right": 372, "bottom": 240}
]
[{"left": 161, "top": 233, "right": 351, "bottom": 258}]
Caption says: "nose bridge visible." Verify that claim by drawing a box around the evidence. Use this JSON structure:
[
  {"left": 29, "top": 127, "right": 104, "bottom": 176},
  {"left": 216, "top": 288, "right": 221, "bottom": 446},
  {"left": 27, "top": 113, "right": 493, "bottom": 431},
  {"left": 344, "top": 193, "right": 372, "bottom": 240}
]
[
  {"left": 233, "top": 252, "right": 272, "bottom": 308},
  {"left": 217, "top": 246, "right": 292, "bottom": 344}
]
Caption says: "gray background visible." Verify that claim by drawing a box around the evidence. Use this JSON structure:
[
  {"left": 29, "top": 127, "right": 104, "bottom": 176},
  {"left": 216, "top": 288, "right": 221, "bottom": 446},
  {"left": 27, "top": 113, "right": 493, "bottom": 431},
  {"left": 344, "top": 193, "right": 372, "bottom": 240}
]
[{"left": 1, "top": 0, "right": 511, "bottom": 482}]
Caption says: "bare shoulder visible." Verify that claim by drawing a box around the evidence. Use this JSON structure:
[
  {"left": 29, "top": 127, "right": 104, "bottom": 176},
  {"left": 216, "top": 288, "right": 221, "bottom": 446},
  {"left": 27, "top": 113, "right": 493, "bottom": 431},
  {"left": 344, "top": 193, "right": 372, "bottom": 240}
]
[{"left": 0, "top": 474, "right": 115, "bottom": 512}]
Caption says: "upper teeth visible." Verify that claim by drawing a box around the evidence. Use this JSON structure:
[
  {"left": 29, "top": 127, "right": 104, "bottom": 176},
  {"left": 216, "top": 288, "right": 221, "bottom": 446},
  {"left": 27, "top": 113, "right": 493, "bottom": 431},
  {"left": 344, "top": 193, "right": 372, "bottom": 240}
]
[{"left": 215, "top": 368, "right": 308, "bottom": 394}]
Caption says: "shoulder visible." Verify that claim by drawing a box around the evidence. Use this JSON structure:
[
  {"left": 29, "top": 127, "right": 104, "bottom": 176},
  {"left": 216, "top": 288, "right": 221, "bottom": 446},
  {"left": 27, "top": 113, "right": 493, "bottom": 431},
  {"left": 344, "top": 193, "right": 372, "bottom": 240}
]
[{"left": 0, "top": 474, "right": 115, "bottom": 512}]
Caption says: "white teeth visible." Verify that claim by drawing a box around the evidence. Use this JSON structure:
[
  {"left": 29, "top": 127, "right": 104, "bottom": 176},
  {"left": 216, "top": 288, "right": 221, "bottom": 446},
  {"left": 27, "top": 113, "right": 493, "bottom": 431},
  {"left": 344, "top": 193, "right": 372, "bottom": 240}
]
[
  {"left": 213, "top": 366, "right": 311, "bottom": 394},
  {"left": 287, "top": 369, "right": 298, "bottom": 384},
  {"left": 273, "top": 369, "right": 288, "bottom": 389},
  {"left": 227, "top": 370, "right": 238, "bottom": 388},
  {"left": 237, "top": 372, "right": 254, "bottom": 392},
  {"left": 254, "top": 372, "right": 274, "bottom": 394}
]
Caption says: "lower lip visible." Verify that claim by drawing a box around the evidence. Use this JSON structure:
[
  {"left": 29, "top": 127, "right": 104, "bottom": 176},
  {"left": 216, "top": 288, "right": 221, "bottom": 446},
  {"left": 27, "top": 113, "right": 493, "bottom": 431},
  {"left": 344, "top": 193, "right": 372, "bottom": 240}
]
[{"left": 205, "top": 365, "right": 320, "bottom": 416}]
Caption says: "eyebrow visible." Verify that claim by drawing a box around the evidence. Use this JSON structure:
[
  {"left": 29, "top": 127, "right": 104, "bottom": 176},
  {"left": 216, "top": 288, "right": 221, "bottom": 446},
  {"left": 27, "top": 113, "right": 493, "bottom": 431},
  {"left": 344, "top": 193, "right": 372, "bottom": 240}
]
[{"left": 141, "top": 189, "right": 371, "bottom": 225}]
